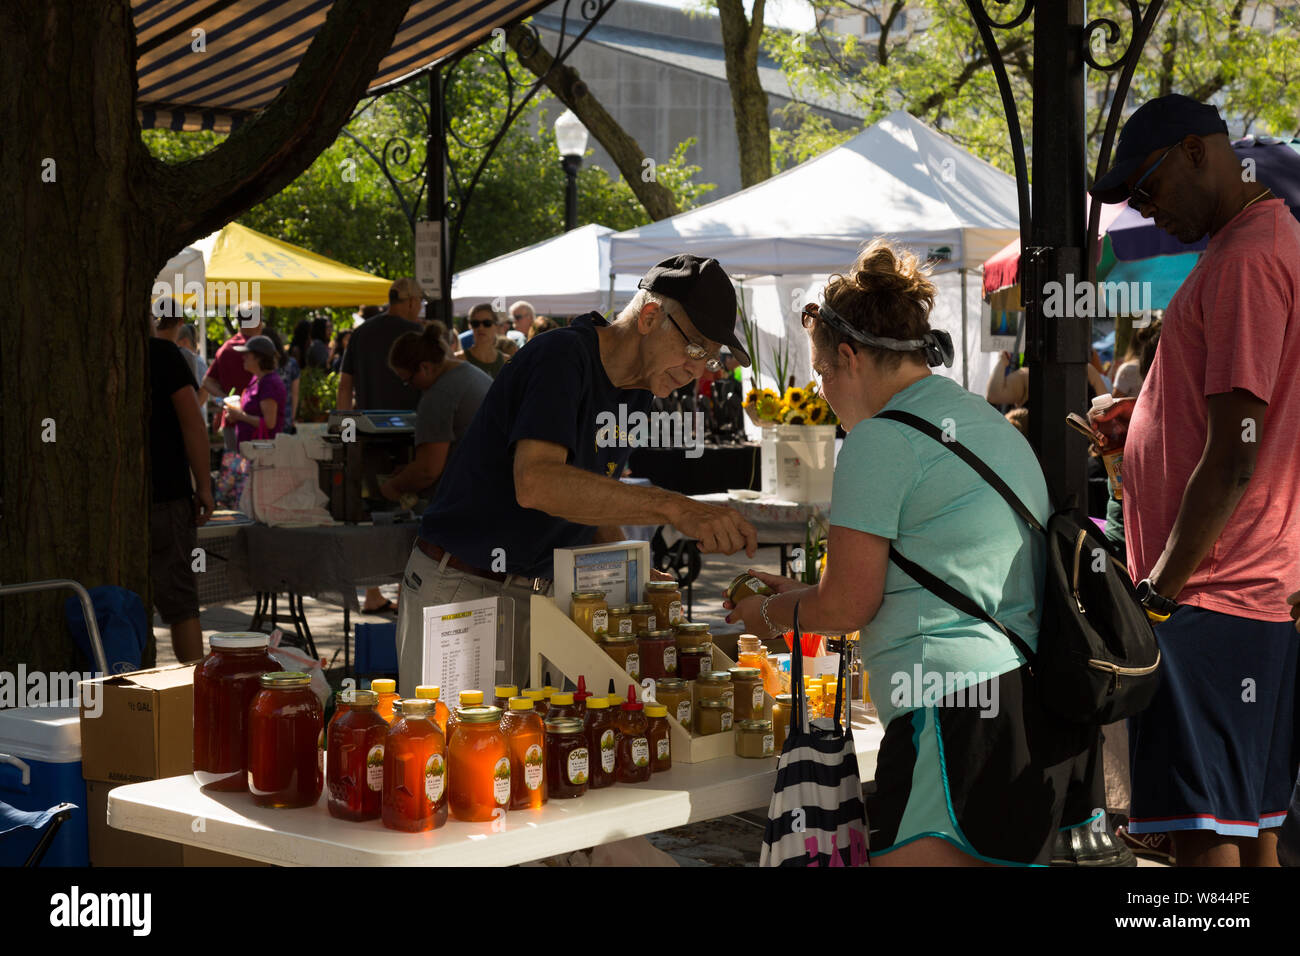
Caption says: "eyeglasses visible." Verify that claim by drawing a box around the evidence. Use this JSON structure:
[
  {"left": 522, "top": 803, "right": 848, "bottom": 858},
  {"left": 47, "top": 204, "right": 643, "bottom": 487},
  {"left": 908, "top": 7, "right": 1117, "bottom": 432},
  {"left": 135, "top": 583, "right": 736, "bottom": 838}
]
[
  {"left": 470, "top": 319, "right": 497, "bottom": 329},
  {"left": 1128, "top": 143, "right": 1179, "bottom": 209},
  {"left": 662, "top": 310, "right": 723, "bottom": 372}
]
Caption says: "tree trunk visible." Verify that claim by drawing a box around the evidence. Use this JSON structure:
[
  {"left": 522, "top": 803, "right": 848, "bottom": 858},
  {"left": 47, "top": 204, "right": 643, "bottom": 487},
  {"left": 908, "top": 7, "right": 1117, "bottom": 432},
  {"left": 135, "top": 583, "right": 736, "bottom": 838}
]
[
  {"left": 717, "top": 0, "right": 771, "bottom": 189},
  {"left": 1, "top": 0, "right": 411, "bottom": 674},
  {"left": 507, "top": 26, "right": 678, "bottom": 221}
]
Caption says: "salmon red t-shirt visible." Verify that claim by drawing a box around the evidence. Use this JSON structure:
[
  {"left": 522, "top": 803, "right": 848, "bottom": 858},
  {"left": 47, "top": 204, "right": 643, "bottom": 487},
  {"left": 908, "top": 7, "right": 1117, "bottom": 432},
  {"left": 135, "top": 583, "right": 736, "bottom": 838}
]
[{"left": 1123, "top": 198, "right": 1300, "bottom": 621}]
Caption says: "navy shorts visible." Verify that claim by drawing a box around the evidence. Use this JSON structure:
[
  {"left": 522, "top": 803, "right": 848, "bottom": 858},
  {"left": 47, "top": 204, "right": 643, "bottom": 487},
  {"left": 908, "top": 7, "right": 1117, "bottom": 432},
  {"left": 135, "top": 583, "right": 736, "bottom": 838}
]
[{"left": 1127, "top": 604, "right": 1300, "bottom": 837}]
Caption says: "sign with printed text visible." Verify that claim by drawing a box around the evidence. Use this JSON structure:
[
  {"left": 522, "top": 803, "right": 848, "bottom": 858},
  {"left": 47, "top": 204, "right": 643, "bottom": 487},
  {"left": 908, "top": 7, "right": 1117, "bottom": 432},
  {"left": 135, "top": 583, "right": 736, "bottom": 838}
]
[
  {"left": 422, "top": 596, "right": 498, "bottom": 706},
  {"left": 415, "top": 220, "right": 442, "bottom": 297}
]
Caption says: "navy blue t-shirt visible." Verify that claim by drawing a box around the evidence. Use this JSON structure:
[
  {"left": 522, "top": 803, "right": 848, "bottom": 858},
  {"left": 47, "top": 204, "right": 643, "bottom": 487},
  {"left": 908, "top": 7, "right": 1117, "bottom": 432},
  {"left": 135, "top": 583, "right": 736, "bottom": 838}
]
[{"left": 419, "top": 313, "right": 652, "bottom": 578}]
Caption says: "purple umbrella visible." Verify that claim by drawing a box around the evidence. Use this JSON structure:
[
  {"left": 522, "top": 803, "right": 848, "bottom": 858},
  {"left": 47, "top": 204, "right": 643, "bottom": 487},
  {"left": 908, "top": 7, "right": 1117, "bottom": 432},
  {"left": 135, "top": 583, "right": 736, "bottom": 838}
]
[{"left": 1106, "top": 137, "right": 1300, "bottom": 261}]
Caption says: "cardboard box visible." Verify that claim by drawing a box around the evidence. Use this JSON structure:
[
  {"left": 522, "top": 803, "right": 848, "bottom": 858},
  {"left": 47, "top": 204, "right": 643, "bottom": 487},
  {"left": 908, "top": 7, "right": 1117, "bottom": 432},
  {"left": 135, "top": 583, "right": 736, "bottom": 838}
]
[
  {"left": 86, "top": 780, "right": 183, "bottom": 867},
  {"left": 79, "top": 664, "right": 195, "bottom": 784}
]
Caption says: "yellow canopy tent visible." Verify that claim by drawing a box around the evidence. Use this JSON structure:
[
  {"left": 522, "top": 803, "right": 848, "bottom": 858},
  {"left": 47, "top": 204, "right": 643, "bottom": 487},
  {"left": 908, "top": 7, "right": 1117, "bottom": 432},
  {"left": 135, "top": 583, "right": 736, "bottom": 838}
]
[{"left": 194, "top": 222, "right": 392, "bottom": 308}]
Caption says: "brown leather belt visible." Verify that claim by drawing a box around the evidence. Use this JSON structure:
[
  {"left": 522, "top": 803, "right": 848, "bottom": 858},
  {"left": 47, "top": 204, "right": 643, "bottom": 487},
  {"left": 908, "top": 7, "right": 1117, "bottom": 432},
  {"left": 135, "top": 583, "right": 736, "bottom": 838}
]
[{"left": 417, "top": 538, "right": 551, "bottom": 591}]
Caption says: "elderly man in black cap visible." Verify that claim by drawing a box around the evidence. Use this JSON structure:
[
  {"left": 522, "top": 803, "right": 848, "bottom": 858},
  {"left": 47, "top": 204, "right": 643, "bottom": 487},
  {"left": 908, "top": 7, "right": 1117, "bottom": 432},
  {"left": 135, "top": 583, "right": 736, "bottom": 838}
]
[
  {"left": 1091, "top": 94, "right": 1300, "bottom": 868},
  {"left": 395, "top": 254, "right": 759, "bottom": 693}
]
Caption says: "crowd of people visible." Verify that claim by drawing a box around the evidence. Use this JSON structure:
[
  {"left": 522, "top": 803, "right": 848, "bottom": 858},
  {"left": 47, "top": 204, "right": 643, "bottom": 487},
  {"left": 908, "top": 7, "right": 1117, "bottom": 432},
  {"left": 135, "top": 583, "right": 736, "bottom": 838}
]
[{"left": 142, "top": 91, "right": 1300, "bottom": 869}]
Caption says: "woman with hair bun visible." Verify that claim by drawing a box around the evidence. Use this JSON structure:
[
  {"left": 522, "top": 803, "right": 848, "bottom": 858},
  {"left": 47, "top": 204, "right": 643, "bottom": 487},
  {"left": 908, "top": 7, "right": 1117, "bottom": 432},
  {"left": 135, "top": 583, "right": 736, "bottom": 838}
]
[
  {"left": 727, "top": 238, "right": 1098, "bottom": 867},
  {"left": 378, "top": 321, "right": 493, "bottom": 503}
]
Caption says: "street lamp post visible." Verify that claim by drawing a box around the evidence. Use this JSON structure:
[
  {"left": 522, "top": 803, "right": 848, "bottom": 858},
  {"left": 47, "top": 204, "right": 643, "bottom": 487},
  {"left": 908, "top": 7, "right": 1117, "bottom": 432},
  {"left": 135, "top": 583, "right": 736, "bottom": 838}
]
[{"left": 554, "top": 109, "right": 588, "bottom": 232}]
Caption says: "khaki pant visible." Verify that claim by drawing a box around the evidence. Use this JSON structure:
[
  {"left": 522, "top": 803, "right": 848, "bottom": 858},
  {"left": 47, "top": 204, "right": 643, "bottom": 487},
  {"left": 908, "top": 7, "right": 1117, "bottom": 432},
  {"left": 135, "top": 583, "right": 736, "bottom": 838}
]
[{"left": 396, "top": 544, "right": 553, "bottom": 697}]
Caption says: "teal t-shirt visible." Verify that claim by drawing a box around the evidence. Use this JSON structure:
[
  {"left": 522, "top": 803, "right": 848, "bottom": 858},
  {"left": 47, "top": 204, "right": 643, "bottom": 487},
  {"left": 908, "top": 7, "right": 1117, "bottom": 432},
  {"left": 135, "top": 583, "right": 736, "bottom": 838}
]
[{"left": 829, "top": 374, "right": 1050, "bottom": 725}]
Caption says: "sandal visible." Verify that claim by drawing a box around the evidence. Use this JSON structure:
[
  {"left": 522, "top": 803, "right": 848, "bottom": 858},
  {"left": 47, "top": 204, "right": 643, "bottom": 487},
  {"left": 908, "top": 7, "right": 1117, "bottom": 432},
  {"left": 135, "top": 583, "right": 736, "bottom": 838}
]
[{"left": 363, "top": 599, "right": 398, "bottom": 616}]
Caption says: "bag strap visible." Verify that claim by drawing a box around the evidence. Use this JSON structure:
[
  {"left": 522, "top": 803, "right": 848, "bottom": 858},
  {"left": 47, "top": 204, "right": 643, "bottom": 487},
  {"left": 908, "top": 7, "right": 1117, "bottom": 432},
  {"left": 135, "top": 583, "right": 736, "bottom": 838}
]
[
  {"left": 789, "top": 601, "right": 807, "bottom": 737},
  {"left": 875, "top": 410, "right": 1045, "bottom": 534},
  {"left": 874, "top": 409, "right": 1039, "bottom": 667}
]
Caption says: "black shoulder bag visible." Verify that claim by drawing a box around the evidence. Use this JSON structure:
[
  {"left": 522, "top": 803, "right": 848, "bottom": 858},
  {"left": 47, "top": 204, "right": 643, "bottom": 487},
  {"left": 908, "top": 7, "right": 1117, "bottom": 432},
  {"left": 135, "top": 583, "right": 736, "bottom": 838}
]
[{"left": 876, "top": 410, "right": 1161, "bottom": 725}]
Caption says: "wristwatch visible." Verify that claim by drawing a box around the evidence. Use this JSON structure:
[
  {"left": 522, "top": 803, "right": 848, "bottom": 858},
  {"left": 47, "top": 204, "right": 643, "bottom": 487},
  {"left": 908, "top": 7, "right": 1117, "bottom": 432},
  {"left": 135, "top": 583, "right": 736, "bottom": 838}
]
[{"left": 1135, "top": 578, "right": 1178, "bottom": 617}]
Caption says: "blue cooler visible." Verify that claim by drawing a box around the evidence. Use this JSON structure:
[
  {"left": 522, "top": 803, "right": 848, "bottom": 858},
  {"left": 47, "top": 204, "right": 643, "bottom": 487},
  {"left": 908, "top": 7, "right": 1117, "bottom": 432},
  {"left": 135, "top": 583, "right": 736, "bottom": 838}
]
[{"left": 0, "top": 704, "right": 88, "bottom": 867}]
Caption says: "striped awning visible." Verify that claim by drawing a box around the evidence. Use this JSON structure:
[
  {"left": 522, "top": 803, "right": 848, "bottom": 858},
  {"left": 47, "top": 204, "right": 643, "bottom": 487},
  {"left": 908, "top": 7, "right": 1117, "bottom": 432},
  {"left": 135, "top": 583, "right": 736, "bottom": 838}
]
[{"left": 135, "top": 0, "right": 550, "bottom": 132}]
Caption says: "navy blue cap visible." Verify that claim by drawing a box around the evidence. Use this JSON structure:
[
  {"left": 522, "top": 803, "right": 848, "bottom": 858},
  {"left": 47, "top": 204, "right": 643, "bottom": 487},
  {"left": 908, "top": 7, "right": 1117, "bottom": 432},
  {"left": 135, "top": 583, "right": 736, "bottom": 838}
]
[
  {"left": 638, "top": 255, "right": 749, "bottom": 367},
  {"left": 1090, "top": 94, "right": 1229, "bottom": 204}
]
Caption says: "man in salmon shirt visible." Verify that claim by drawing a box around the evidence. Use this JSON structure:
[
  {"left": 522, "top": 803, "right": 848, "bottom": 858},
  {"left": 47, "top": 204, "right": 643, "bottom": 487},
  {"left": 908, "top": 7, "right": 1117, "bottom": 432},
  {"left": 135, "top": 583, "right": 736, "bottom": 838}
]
[{"left": 1091, "top": 94, "right": 1300, "bottom": 867}]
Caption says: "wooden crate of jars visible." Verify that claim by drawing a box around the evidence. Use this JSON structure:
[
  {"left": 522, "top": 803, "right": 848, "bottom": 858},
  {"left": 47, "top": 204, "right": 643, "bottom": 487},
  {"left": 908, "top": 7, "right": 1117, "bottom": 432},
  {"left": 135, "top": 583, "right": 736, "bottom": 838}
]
[{"left": 530, "top": 596, "right": 772, "bottom": 763}]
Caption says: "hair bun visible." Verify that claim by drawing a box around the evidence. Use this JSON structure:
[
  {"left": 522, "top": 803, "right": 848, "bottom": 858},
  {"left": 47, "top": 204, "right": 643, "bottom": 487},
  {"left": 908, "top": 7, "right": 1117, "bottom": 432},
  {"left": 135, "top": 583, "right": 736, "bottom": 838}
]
[{"left": 851, "top": 243, "right": 931, "bottom": 297}]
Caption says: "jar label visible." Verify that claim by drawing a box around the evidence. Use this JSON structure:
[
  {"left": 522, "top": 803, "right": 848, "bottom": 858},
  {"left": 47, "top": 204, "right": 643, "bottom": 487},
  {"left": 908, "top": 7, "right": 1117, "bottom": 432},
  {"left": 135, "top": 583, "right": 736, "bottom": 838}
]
[
  {"left": 493, "top": 757, "right": 511, "bottom": 806},
  {"left": 592, "top": 609, "right": 608, "bottom": 635},
  {"left": 632, "top": 738, "right": 650, "bottom": 768},
  {"left": 763, "top": 734, "right": 774, "bottom": 755},
  {"left": 721, "top": 712, "right": 733, "bottom": 731},
  {"left": 647, "top": 614, "right": 657, "bottom": 631},
  {"left": 618, "top": 619, "right": 633, "bottom": 636},
  {"left": 625, "top": 653, "right": 640, "bottom": 678},
  {"left": 669, "top": 601, "right": 682, "bottom": 625},
  {"left": 366, "top": 745, "right": 384, "bottom": 791},
  {"left": 656, "top": 737, "right": 670, "bottom": 760},
  {"left": 722, "top": 690, "right": 734, "bottom": 709},
  {"left": 600, "top": 730, "right": 616, "bottom": 773},
  {"left": 425, "top": 753, "right": 445, "bottom": 802},
  {"left": 664, "top": 646, "right": 677, "bottom": 673},
  {"left": 524, "top": 744, "right": 543, "bottom": 790},
  {"left": 676, "top": 700, "right": 691, "bottom": 725},
  {"left": 754, "top": 685, "right": 765, "bottom": 710},
  {"left": 567, "top": 747, "right": 590, "bottom": 785}
]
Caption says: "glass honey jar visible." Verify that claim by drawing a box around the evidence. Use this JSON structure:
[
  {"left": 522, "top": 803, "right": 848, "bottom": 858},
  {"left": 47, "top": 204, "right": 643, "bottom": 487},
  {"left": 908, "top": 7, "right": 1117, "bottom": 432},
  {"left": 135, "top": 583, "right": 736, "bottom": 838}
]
[
  {"left": 613, "top": 685, "right": 651, "bottom": 784},
  {"left": 548, "top": 691, "right": 579, "bottom": 720},
  {"left": 735, "top": 719, "right": 776, "bottom": 758},
  {"left": 694, "top": 698, "right": 733, "bottom": 736},
  {"left": 583, "top": 695, "right": 616, "bottom": 790},
  {"left": 600, "top": 634, "right": 640, "bottom": 680},
  {"left": 772, "top": 693, "right": 793, "bottom": 752},
  {"left": 570, "top": 591, "right": 610, "bottom": 642},
  {"left": 637, "top": 629, "right": 677, "bottom": 680},
  {"left": 644, "top": 581, "right": 683, "bottom": 629},
  {"left": 445, "top": 689, "right": 484, "bottom": 743},
  {"left": 371, "top": 678, "right": 400, "bottom": 724},
  {"left": 628, "top": 603, "right": 657, "bottom": 636},
  {"left": 193, "top": 632, "right": 279, "bottom": 791},
  {"left": 493, "top": 684, "right": 519, "bottom": 710},
  {"left": 247, "top": 672, "right": 323, "bottom": 809},
  {"left": 415, "top": 685, "right": 451, "bottom": 736},
  {"left": 500, "top": 697, "right": 547, "bottom": 810},
  {"left": 645, "top": 703, "right": 671, "bottom": 773},
  {"left": 522, "top": 687, "right": 549, "bottom": 717},
  {"left": 381, "top": 698, "right": 448, "bottom": 831},
  {"left": 545, "top": 717, "right": 590, "bottom": 798},
  {"left": 326, "top": 689, "right": 388, "bottom": 822},
  {"left": 607, "top": 606, "right": 635, "bottom": 639},
  {"left": 729, "top": 667, "right": 766, "bottom": 721},
  {"left": 693, "top": 670, "right": 735, "bottom": 710},
  {"left": 447, "top": 705, "right": 510, "bottom": 822},
  {"left": 654, "top": 677, "right": 691, "bottom": 729},
  {"left": 677, "top": 644, "right": 713, "bottom": 681}
]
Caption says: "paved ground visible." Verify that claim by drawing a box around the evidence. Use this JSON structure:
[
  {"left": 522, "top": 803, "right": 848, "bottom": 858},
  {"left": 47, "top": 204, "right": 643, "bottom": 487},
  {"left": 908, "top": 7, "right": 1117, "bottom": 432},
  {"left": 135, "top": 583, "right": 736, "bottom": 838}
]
[{"left": 155, "top": 541, "right": 1165, "bottom": 868}]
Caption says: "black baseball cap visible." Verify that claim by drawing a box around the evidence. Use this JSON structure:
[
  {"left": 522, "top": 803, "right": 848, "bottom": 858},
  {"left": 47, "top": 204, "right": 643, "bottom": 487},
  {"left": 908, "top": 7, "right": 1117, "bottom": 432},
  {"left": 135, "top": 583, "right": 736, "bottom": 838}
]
[
  {"left": 1090, "top": 94, "right": 1229, "bottom": 204},
  {"left": 233, "top": 335, "right": 278, "bottom": 361},
  {"left": 637, "top": 254, "right": 750, "bottom": 367}
]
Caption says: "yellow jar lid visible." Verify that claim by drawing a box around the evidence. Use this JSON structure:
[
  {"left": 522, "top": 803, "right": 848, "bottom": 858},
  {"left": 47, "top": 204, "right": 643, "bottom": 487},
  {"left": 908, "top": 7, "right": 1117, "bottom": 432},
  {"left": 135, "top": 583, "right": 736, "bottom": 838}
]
[
  {"left": 415, "top": 685, "right": 440, "bottom": 699},
  {"left": 541, "top": 686, "right": 558, "bottom": 697},
  {"left": 522, "top": 688, "right": 547, "bottom": 701},
  {"left": 551, "top": 691, "right": 575, "bottom": 705},
  {"left": 645, "top": 703, "right": 668, "bottom": 717},
  {"left": 370, "top": 679, "right": 396, "bottom": 694},
  {"left": 585, "top": 695, "right": 609, "bottom": 709},
  {"left": 508, "top": 696, "right": 535, "bottom": 711},
  {"left": 494, "top": 684, "right": 518, "bottom": 699},
  {"left": 459, "top": 690, "right": 484, "bottom": 705}
]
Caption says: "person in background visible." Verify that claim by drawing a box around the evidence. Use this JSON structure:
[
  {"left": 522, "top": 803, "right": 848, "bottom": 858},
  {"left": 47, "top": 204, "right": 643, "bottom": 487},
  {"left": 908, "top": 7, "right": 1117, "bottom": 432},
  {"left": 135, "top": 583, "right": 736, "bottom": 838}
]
[
  {"left": 152, "top": 298, "right": 206, "bottom": 397},
  {"left": 1112, "top": 318, "right": 1163, "bottom": 398},
  {"left": 509, "top": 299, "right": 536, "bottom": 338},
  {"left": 456, "top": 303, "right": 508, "bottom": 378},
  {"left": 266, "top": 327, "right": 299, "bottom": 433},
  {"left": 1004, "top": 406, "right": 1029, "bottom": 437},
  {"left": 528, "top": 315, "right": 557, "bottom": 338},
  {"left": 201, "top": 302, "right": 264, "bottom": 450},
  {"left": 986, "top": 349, "right": 1111, "bottom": 408},
  {"left": 338, "top": 278, "right": 423, "bottom": 411},
  {"left": 496, "top": 335, "right": 520, "bottom": 359},
  {"left": 290, "top": 319, "right": 313, "bottom": 369},
  {"left": 328, "top": 329, "right": 351, "bottom": 373},
  {"left": 308, "top": 316, "right": 332, "bottom": 369},
  {"left": 727, "top": 239, "right": 1103, "bottom": 866},
  {"left": 379, "top": 322, "right": 493, "bottom": 503},
  {"left": 149, "top": 313, "right": 215, "bottom": 663},
  {"left": 1090, "top": 92, "right": 1300, "bottom": 868},
  {"left": 225, "top": 335, "right": 287, "bottom": 443}
]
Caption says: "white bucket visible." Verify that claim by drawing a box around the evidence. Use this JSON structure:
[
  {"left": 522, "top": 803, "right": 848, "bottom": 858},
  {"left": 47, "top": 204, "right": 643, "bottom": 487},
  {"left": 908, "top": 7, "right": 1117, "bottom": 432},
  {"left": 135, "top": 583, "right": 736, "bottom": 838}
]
[{"left": 760, "top": 425, "right": 837, "bottom": 503}]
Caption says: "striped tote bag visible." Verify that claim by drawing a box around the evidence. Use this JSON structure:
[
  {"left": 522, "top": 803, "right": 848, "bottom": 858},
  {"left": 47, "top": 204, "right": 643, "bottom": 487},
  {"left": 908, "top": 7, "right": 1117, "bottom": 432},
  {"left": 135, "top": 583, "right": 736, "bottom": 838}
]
[{"left": 760, "top": 603, "right": 869, "bottom": 867}]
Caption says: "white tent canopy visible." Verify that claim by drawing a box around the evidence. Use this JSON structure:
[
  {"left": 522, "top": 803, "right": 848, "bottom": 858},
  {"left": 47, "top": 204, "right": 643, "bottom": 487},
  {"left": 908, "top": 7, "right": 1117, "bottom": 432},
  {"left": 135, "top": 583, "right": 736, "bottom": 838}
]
[
  {"left": 452, "top": 223, "right": 641, "bottom": 317},
  {"left": 608, "top": 110, "right": 1019, "bottom": 276}
]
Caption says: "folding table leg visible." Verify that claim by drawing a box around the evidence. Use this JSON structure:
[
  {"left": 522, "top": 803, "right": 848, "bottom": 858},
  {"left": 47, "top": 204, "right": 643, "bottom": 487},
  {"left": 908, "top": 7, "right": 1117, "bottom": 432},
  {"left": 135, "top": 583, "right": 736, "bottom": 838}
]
[{"left": 292, "top": 593, "right": 319, "bottom": 661}]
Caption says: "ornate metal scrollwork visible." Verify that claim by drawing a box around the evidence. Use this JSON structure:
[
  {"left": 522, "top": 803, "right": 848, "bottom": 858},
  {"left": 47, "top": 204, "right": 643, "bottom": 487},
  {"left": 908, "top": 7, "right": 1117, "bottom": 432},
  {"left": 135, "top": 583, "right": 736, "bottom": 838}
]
[
  {"left": 338, "top": 86, "right": 430, "bottom": 229},
  {"left": 968, "top": 0, "right": 1034, "bottom": 31}
]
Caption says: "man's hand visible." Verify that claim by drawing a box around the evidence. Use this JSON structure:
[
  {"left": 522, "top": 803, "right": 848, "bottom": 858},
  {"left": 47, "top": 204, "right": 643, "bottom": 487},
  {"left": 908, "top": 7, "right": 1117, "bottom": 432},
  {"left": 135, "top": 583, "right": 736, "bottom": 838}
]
[
  {"left": 194, "top": 487, "right": 215, "bottom": 527},
  {"left": 666, "top": 498, "right": 757, "bottom": 557},
  {"left": 379, "top": 478, "right": 401, "bottom": 502},
  {"left": 649, "top": 568, "right": 675, "bottom": 582},
  {"left": 726, "top": 593, "right": 771, "bottom": 635}
]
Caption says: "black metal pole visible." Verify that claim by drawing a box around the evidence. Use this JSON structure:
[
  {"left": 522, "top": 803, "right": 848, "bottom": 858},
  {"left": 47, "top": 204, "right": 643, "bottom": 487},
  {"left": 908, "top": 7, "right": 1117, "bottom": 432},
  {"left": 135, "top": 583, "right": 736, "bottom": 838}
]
[
  {"left": 561, "top": 154, "right": 581, "bottom": 232},
  {"left": 1026, "top": 0, "right": 1090, "bottom": 515},
  {"left": 427, "top": 66, "right": 453, "bottom": 328}
]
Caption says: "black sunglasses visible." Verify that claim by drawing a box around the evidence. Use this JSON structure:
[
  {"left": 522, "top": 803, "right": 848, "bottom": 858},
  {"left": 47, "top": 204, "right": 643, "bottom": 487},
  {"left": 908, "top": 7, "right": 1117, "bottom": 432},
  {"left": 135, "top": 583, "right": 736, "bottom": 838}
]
[
  {"left": 1128, "top": 142, "right": 1179, "bottom": 209},
  {"left": 470, "top": 319, "right": 497, "bottom": 329}
]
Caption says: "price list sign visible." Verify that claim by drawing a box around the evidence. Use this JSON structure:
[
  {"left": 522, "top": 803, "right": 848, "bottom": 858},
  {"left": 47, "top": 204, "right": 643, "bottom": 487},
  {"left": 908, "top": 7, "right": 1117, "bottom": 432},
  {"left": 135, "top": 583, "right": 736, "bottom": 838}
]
[{"left": 421, "top": 596, "right": 498, "bottom": 706}]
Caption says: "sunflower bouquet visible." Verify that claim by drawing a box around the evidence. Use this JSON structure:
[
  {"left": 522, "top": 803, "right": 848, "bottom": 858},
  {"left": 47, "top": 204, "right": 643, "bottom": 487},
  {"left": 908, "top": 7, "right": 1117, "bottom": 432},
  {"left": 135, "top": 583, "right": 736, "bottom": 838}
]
[{"left": 744, "top": 381, "right": 838, "bottom": 427}]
